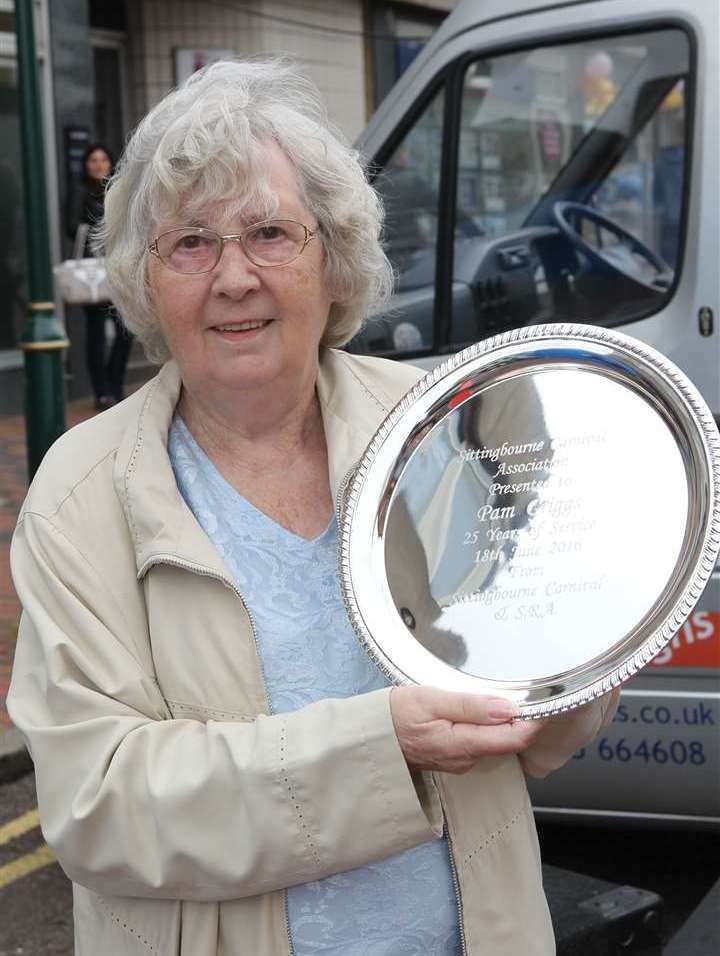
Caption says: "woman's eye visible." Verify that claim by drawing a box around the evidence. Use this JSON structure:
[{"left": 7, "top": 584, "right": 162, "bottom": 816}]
[
  {"left": 176, "top": 234, "right": 205, "bottom": 250},
  {"left": 255, "top": 226, "right": 285, "bottom": 241}
]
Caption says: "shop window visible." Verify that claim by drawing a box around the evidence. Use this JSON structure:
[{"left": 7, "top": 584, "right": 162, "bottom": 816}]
[
  {"left": 89, "top": 0, "right": 126, "bottom": 32},
  {"left": 369, "top": 3, "right": 447, "bottom": 108}
]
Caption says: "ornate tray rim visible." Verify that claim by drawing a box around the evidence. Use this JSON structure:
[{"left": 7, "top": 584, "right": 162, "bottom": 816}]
[{"left": 339, "top": 322, "right": 720, "bottom": 717}]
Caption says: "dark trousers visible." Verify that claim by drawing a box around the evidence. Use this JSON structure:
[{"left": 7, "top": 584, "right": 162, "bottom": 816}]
[{"left": 84, "top": 304, "right": 133, "bottom": 402}]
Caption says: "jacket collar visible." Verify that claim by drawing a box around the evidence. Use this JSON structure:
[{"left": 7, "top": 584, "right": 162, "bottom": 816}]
[{"left": 114, "top": 350, "right": 387, "bottom": 578}]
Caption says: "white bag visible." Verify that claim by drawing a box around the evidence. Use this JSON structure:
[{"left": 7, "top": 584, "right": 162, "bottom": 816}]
[{"left": 53, "top": 224, "right": 110, "bottom": 304}]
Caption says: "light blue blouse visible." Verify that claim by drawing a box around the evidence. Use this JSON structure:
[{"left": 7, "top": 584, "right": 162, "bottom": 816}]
[{"left": 169, "top": 416, "right": 462, "bottom": 955}]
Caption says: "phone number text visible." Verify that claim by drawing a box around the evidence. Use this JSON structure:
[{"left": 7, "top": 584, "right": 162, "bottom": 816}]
[{"left": 572, "top": 737, "right": 706, "bottom": 766}]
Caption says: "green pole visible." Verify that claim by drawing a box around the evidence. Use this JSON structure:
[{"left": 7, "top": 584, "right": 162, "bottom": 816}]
[{"left": 15, "top": 0, "right": 68, "bottom": 480}]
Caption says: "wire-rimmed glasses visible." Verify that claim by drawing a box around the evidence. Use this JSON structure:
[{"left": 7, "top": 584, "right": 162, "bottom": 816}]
[{"left": 148, "top": 219, "right": 317, "bottom": 274}]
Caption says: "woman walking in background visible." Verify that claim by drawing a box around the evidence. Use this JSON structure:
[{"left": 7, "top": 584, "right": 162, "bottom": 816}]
[{"left": 71, "top": 143, "right": 134, "bottom": 409}]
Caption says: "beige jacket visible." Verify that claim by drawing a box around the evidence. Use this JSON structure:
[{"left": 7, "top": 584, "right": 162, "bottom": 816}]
[{"left": 9, "top": 349, "right": 615, "bottom": 956}]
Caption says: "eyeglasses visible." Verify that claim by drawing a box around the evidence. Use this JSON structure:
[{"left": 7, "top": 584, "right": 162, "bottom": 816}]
[{"left": 148, "top": 219, "right": 317, "bottom": 274}]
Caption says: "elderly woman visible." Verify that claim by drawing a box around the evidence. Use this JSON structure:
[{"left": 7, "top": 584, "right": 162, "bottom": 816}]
[{"left": 9, "top": 60, "right": 617, "bottom": 956}]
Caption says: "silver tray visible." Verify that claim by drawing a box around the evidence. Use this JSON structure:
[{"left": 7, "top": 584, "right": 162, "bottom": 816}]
[{"left": 339, "top": 324, "right": 720, "bottom": 716}]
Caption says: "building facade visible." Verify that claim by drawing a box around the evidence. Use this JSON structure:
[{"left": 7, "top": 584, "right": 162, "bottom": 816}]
[{"left": 0, "top": 0, "right": 455, "bottom": 409}]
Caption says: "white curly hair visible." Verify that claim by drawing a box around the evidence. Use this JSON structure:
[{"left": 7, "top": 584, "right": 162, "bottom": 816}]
[{"left": 99, "top": 58, "right": 393, "bottom": 363}]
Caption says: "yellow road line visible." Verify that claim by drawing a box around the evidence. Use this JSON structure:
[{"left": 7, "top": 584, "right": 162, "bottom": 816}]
[
  {"left": 0, "top": 843, "right": 56, "bottom": 888},
  {"left": 0, "top": 808, "right": 40, "bottom": 846}
]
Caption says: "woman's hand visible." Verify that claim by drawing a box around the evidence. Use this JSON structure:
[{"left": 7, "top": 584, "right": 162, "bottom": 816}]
[{"left": 390, "top": 685, "right": 548, "bottom": 774}]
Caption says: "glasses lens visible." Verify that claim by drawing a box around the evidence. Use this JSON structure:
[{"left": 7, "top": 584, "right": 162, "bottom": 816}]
[
  {"left": 244, "top": 220, "right": 306, "bottom": 265},
  {"left": 156, "top": 228, "right": 220, "bottom": 274}
]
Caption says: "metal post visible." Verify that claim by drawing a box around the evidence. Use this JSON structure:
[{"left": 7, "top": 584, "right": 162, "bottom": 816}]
[{"left": 15, "top": 0, "right": 68, "bottom": 480}]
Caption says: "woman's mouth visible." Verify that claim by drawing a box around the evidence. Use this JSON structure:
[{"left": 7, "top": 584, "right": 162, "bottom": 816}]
[
  {"left": 211, "top": 319, "right": 272, "bottom": 339},
  {"left": 214, "top": 320, "right": 271, "bottom": 332}
]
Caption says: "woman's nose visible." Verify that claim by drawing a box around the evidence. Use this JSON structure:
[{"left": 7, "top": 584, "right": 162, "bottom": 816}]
[{"left": 210, "top": 238, "right": 261, "bottom": 297}]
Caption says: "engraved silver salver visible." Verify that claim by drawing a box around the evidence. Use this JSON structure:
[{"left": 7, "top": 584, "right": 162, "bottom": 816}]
[{"left": 339, "top": 324, "right": 720, "bottom": 716}]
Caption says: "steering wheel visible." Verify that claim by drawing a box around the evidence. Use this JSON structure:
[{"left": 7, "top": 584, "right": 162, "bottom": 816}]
[{"left": 553, "top": 201, "right": 674, "bottom": 293}]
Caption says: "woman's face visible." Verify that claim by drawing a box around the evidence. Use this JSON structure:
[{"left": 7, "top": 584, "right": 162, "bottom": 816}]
[
  {"left": 86, "top": 149, "right": 112, "bottom": 182},
  {"left": 148, "top": 143, "right": 334, "bottom": 405}
]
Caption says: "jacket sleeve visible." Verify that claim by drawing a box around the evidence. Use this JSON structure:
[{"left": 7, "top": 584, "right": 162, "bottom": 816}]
[
  {"left": 8, "top": 512, "right": 443, "bottom": 902},
  {"left": 519, "top": 688, "right": 621, "bottom": 778}
]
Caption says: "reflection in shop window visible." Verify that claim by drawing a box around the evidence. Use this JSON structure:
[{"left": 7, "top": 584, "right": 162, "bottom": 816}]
[
  {"left": 592, "top": 81, "right": 685, "bottom": 269},
  {"left": 367, "top": 89, "right": 445, "bottom": 353},
  {"left": 452, "top": 28, "right": 689, "bottom": 342},
  {"left": 457, "top": 34, "right": 688, "bottom": 245},
  {"left": 370, "top": 86, "right": 485, "bottom": 355}
]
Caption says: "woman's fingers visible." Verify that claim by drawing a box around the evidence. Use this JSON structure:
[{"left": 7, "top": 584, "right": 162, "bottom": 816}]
[
  {"left": 393, "top": 685, "right": 519, "bottom": 725},
  {"left": 390, "top": 685, "right": 548, "bottom": 773},
  {"left": 450, "top": 716, "right": 548, "bottom": 760},
  {"left": 431, "top": 688, "right": 521, "bottom": 724}
]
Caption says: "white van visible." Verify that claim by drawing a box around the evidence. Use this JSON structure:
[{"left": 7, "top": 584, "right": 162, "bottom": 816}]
[{"left": 351, "top": 0, "right": 719, "bottom": 826}]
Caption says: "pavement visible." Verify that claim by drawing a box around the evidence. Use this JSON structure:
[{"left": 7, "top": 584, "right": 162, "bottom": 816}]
[{"left": 0, "top": 395, "right": 126, "bottom": 782}]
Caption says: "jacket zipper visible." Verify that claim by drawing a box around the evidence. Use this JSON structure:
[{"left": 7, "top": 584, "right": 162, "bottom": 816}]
[
  {"left": 334, "top": 464, "right": 357, "bottom": 520},
  {"left": 444, "top": 820, "right": 468, "bottom": 956},
  {"left": 138, "top": 553, "right": 295, "bottom": 955}
]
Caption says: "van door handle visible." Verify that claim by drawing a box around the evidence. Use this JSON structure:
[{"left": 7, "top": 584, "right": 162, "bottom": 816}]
[{"left": 698, "top": 306, "right": 713, "bottom": 336}]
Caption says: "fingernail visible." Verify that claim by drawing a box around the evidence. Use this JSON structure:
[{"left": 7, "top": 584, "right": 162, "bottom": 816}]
[{"left": 488, "top": 699, "right": 520, "bottom": 721}]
